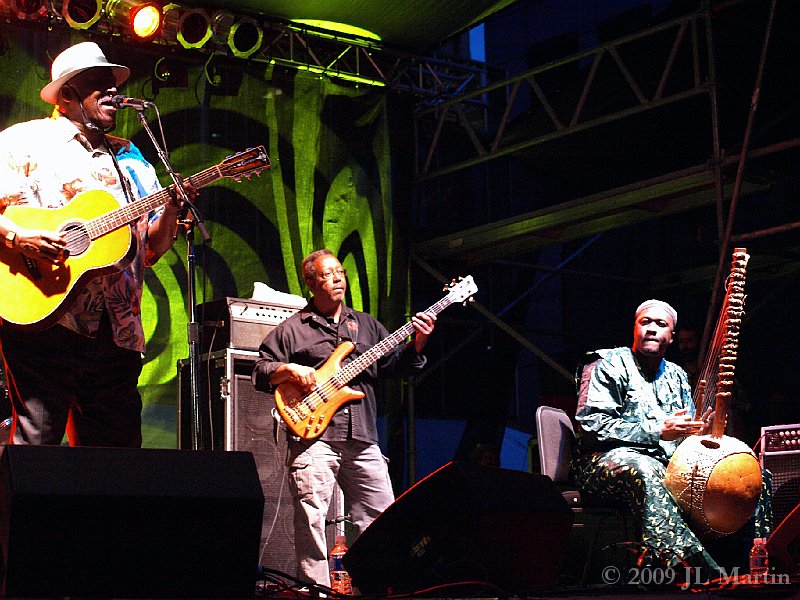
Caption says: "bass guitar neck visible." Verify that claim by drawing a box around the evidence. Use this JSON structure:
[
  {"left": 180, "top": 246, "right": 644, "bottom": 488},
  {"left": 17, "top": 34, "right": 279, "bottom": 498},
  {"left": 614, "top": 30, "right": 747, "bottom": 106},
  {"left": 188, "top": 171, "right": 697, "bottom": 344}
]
[{"left": 274, "top": 275, "right": 478, "bottom": 439}]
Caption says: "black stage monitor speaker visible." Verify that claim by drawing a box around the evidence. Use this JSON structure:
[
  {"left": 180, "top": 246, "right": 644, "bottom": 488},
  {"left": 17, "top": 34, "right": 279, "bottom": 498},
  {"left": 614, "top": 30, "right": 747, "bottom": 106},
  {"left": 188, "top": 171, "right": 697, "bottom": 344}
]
[
  {"left": 767, "top": 501, "right": 800, "bottom": 575},
  {"left": 0, "top": 445, "right": 264, "bottom": 598},
  {"left": 342, "top": 461, "right": 574, "bottom": 595}
]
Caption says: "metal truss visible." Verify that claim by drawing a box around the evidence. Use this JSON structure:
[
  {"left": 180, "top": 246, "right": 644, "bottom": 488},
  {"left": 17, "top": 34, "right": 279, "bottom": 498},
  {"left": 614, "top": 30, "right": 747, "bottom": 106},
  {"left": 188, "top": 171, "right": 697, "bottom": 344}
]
[
  {"left": 409, "top": 0, "right": 798, "bottom": 390},
  {"left": 0, "top": 2, "right": 492, "bottom": 99},
  {"left": 230, "top": 20, "right": 494, "bottom": 99},
  {"left": 414, "top": 7, "right": 715, "bottom": 182}
]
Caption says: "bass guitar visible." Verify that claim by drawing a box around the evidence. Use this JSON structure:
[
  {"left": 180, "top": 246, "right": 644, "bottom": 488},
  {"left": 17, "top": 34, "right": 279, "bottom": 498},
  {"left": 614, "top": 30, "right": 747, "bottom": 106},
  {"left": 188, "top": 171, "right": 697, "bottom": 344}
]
[
  {"left": 0, "top": 146, "right": 269, "bottom": 331},
  {"left": 275, "top": 275, "right": 478, "bottom": 440}
]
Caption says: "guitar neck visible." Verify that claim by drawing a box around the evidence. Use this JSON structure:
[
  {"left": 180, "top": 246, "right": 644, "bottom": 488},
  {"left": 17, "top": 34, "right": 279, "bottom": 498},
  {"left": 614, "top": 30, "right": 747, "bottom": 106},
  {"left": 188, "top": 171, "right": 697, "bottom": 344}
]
[
  {"left": 336, "top": 295, "right": 455, "bottom": 384},
  {"left": 87, "top": 165, "right": 223, "bottom": 239}
]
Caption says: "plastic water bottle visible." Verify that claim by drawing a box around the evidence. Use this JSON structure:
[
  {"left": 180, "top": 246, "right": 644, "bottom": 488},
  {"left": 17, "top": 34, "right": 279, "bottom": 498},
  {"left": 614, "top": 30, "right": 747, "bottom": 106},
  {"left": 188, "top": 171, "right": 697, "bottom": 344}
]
[
  {"left": 329, "top": 535, "right": 353, "bottom": 595},
  {"left": 749, "top": 537, "right": 769, "bottom": 576}
]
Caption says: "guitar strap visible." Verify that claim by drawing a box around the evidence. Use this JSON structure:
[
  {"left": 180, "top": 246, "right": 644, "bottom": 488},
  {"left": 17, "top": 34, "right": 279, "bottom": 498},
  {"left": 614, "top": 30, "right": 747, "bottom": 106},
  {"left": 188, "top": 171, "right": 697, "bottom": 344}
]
[
  {"left": 344, "top": 314, "right": 359, "bottom": 345},
  {"left": 101, "top": 134, "right": 135, "bottom": 206}
]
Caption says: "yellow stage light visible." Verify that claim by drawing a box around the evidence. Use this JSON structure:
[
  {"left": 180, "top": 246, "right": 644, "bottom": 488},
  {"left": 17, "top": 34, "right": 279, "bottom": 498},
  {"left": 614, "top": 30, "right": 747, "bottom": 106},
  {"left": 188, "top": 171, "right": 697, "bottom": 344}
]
[
  {"left": 227, "top": 16, "right": 262, "bottom": 59},
  {"left": 60, "top": 0, "right": 102, "bottom": 30},
  {"left": 163, "top": 4, "right": 212, "bottom": 49}
]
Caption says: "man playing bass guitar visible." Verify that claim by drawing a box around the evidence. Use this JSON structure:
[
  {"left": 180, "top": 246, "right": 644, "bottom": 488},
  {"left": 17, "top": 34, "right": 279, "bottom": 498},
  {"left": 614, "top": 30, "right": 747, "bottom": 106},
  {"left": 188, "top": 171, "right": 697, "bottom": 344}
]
[{"left": 252, "top": 249, "right": 436, "bottom": 588}]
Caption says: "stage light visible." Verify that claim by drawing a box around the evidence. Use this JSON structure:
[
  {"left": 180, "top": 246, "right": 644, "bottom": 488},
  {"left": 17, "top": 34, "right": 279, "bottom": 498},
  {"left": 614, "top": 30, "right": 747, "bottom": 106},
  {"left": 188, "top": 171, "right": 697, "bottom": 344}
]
[
  {"left": 210, "top": 9, "right": 234, "bottom": 45},
  {"left": 105, "top": 0, "right": 163, "bottom": 40},
  {"left": 227, "top": 16, "right": 262, "bottom": 59},
  {"left": 59, "top": 0, "right": 102, "bottom": 30},
  {"left": 13, "top": 0, "right": 46, "bottom": 20},
  {"left": 131, "top": 4, "right": 161, "bottom": 38},
  {"left": 163, "top": 3, "right": 211, "bottom": 49}
]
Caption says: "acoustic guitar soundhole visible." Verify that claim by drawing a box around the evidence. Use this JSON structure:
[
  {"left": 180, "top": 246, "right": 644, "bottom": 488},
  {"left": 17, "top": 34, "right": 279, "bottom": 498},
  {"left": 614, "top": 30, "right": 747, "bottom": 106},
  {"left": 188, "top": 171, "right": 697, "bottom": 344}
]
[{"left": 62, "top": 222, "right": 90, "bottom": 256}]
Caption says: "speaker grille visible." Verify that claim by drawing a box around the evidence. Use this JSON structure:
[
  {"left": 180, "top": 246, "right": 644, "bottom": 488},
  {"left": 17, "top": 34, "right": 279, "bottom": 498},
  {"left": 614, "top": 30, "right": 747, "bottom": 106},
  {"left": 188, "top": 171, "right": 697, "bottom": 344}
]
[
  {"left": 179, "top": 349, "right": 342, "bottom": 580},
  {"left": 230, "top": 367, "right": 298, "bottom": 577},
  {"left": 763, "top": 452, "right": 800, "bottom": 526}
]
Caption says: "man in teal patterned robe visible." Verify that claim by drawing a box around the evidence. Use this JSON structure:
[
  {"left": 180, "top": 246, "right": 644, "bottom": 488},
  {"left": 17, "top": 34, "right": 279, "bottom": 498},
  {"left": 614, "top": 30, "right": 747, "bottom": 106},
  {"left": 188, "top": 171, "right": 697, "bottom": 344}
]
[{"left": 573, "top": 300, "right": 771, "bottom": 581}]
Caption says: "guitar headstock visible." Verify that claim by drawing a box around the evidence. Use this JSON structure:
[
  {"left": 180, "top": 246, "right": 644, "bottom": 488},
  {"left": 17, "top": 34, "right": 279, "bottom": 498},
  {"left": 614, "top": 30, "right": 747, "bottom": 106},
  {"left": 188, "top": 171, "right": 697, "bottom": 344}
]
[
  {"left": 220, "top": 146, "right": 271, "bottom": 181},
  {"left": 443, "top": 275, "right": 478, "bottom": 305}
]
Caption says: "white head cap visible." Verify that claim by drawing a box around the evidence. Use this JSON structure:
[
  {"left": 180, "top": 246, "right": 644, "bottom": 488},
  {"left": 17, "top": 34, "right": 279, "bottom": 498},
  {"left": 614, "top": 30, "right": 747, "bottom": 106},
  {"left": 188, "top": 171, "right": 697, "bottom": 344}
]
[{"left": 635, "top": 299, "right": 677, "bottom": 328}]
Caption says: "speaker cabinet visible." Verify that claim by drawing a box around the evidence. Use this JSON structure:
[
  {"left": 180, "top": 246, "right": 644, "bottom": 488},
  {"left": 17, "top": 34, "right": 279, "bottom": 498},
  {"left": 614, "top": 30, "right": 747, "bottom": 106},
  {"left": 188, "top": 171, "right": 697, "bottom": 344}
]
[
  {"left": 226, "top": 350, "right": 299, "bottom": 578},
  {"left": 766, "top": 453, "right": 800, "bottom": 526},
  {"left": 342, "top": 461, "right": 574, "bottom": 595},
  {"left": 0, "top": 445, "right": 263, "bottom": 598},
  {"left": 760, "top": 424, "right": 800, "bottom": 526},
  {"left": 767, "top": 502, "right": 800, "bottom": 574},
  {"left": 178, "top": 349, "right": 342, "bottom": 579}
]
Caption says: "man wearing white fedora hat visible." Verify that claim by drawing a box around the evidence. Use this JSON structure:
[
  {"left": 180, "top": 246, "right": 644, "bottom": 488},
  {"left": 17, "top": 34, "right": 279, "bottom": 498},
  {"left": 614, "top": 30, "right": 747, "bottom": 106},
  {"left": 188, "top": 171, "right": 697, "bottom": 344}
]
[{"left": 0, "top": 41, "right": 195, "bottom": 446}]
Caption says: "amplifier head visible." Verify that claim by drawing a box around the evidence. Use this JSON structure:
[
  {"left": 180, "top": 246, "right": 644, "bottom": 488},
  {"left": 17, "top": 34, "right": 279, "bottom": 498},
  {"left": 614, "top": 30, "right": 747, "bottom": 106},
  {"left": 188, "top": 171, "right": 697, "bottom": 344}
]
[{"left": 198, "top": 297, "right": 301, "bottom": 352}]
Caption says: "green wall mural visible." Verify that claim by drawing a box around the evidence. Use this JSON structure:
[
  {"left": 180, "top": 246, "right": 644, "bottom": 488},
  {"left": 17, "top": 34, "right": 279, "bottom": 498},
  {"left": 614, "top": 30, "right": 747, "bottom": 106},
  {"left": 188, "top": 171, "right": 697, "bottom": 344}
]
[{"left": 0, "top": 26, "right": 408, "bottom": 448}]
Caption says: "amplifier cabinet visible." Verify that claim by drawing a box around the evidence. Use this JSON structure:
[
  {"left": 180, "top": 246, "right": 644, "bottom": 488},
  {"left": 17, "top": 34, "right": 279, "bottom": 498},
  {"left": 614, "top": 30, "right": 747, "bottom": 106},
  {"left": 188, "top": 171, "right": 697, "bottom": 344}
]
[
  {"left": 761, "top": 423, "right": 800, "bottom": 526},
  {"left": 178, "top": 349, "right": 342, "bottom": 579}
]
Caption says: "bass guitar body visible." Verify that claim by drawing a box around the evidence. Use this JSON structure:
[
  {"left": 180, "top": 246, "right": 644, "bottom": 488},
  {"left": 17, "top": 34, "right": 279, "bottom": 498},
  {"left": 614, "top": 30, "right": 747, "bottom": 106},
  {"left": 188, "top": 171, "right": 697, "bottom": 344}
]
[
  {"left": 0, "top": 191, "right": 135, "bottom": 331},
  {"left": 272, "top": 275, "right": 478, "bottom": 440},
  {"left": 274, "top": 341, "right": 366, "bottom": 440}
]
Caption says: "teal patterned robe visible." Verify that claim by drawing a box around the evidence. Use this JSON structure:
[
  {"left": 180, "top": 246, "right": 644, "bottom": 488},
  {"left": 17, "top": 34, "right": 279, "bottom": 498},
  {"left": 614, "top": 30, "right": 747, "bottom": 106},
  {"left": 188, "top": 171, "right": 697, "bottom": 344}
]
[{"left": 572, "top": 347, "right": 771, "bottom": 574}]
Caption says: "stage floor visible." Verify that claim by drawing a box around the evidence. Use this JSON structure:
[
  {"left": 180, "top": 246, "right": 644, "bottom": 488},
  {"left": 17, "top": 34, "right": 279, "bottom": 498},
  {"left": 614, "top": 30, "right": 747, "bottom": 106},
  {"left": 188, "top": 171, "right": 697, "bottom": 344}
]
[{"left": 251, "top": 575, "right": 800, "bottom": 599}]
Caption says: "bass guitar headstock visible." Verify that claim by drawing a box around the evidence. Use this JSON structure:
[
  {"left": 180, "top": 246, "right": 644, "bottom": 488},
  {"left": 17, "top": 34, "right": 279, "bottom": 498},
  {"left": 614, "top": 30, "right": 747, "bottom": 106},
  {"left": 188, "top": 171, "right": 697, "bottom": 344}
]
[{"left": 443, "top": 275, "right": 478, "bottom": 305}]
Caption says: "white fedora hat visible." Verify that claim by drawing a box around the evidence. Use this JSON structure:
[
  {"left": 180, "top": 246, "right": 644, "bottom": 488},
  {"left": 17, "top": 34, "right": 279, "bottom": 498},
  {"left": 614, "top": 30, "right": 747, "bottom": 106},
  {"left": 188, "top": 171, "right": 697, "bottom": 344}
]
[{"left": 40, "top": 41, "right": 130, "bottom": 104}]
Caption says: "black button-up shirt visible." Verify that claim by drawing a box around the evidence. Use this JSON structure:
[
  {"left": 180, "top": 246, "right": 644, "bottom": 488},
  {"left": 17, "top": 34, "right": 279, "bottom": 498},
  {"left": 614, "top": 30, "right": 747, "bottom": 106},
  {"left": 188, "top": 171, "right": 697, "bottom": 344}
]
[{"left": 252, "top": 303, "right": 427, "bottom": 444}]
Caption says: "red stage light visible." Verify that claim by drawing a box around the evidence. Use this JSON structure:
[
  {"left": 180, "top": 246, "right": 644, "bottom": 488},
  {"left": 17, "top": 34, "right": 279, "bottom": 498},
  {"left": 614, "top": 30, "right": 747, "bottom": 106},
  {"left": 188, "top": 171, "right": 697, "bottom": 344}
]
[
  {"left": 13, "top": 0, "right": 46, "bottom": 20},
  {"left": 105, "top": 0, "right": 163, "bottom": 40},
  {"left": 130, "top": 3, "right": 161, "bottom": 38}
]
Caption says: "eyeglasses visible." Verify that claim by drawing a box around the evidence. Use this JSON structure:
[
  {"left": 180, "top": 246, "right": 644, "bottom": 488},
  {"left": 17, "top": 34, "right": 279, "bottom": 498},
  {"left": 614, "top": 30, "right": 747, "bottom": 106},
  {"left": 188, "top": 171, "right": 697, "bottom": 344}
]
[{"left": 318, "top": 268, "right": 347, "bottom": 281}]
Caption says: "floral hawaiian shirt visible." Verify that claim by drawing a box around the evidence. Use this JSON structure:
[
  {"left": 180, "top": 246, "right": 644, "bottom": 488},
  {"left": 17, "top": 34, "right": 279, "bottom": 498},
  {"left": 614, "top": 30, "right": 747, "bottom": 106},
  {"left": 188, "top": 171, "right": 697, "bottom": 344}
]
[{"left": 0, "top": 115, "right": 162, "bottom": 353}]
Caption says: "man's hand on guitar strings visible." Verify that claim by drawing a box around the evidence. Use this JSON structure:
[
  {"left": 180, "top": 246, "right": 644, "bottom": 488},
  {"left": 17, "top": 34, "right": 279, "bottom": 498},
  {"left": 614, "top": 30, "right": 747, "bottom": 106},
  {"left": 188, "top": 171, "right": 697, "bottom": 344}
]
[
  {"left": 411, "top": 311, "right": 436, "bottom": 353},
  {"left": 282, "top": 362, "right": 318, "bottom": 393},
  {"left": 14, "top": 228, "right": 68, "bottom": 265}
]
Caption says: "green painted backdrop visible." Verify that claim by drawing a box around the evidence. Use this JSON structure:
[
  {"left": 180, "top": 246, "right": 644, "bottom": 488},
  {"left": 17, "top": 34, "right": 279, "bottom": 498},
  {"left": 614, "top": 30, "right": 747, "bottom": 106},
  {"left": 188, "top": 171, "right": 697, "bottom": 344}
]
[{"left": 0, "top": 27, "right": 410, "bottom": 448}]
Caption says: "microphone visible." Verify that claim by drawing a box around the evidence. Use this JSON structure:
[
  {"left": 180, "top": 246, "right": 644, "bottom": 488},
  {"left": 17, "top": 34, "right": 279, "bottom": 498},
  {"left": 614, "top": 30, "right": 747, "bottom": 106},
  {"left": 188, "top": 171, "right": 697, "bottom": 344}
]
[{"left": 111, "top": 95, "right": 155, "bottom": 110}]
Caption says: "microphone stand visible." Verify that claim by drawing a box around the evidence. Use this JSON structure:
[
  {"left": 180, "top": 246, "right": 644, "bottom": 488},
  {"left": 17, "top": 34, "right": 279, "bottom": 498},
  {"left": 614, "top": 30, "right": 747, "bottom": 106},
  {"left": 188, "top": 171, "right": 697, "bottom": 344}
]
[{"left": 134, "top": 107, "right": 211, "bottom": 451}]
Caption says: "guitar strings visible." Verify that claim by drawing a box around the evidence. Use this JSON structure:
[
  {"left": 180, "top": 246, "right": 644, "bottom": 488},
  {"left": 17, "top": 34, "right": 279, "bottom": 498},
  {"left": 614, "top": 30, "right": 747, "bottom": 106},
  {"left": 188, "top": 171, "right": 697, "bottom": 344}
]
[
  {"left": 291, "top": 295, "right": 455, "bottom": 415},
  {"left": 47, "top": 156, "right": 263, "bottom": 251}
]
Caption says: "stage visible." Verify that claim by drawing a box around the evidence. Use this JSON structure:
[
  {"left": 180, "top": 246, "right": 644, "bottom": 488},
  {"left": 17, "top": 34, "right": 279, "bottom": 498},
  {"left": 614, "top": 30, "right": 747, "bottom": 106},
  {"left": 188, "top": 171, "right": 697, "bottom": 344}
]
[
  {"left": 0, "top": 447, "right": 797, "bottom": 599},
  {"left": 251, "top": 576, "right": 800, "bottom": 599}
]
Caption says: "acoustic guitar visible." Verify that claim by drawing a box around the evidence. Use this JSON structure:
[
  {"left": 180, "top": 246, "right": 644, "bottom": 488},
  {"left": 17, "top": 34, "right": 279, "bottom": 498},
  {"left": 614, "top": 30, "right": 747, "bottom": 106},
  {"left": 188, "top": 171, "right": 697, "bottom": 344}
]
[
  {"left": 0, "top": 146, "right": 269, "bottom": 331},
  {"left": 275, "top": 275, "right": 478, "bottom": 440}
]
